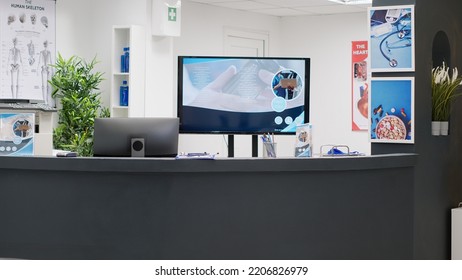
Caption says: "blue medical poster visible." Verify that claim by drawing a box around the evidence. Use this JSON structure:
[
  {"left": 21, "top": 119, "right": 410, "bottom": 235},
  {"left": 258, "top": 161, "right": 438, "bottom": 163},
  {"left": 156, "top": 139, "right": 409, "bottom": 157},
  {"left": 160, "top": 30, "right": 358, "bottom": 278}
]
[
  {"left": 368, "top": 5, "right": 414, "bottom": 72},
  {"left": 369, "top": 78, "right": 414, "bottom": 144},
  {"left": 0, "top": 113, "right": 34, "bottom": 156}
]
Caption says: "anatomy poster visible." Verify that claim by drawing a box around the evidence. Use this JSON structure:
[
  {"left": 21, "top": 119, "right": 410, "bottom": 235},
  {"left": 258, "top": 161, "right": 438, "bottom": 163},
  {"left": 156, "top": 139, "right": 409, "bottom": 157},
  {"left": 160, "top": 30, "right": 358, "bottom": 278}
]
[
  {"left": 351, "top": 41, "right": 368, "bottom": 131},
  {"left": 0, "top": 0, "right": 56, "bottom": 104},
  {"left": 368, "top": 5, "right": 414, "bottom": 72}
]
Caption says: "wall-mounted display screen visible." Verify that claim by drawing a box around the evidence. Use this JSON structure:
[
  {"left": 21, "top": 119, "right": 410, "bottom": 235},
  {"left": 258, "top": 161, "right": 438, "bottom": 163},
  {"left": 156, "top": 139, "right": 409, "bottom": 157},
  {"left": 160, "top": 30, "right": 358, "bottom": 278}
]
[{"left": 177, "top": 56, "right": 310, "bottom": 134}]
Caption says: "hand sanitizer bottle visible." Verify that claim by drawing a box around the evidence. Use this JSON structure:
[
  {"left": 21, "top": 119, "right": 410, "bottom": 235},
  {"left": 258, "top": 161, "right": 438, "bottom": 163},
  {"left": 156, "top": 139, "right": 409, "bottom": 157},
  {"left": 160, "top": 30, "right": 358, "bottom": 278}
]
[
  {"left": 119, "top": 80, "right": 129, "bottom": 106},
  {"left": 124, "top": 47, "right": 130, "bottom": 73},
  {"left": 120, "top": 48, "right": 126, "bottom": 73}
]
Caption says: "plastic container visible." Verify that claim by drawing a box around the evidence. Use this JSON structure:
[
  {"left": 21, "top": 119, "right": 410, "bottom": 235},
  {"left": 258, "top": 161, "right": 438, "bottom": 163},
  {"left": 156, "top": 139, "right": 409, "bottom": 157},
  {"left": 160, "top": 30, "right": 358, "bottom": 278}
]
[
  {"left": 119, "top": 80, "right": 129, "bottom": 106},
  {"left": 124, "top": 47, "right": 130, "bottom": 73},
  {"left": 120, "top": 47, "right": 130, "bottom": 72},
  {"left": 120, "top": 53, "right": 125, "bottom": 72}
]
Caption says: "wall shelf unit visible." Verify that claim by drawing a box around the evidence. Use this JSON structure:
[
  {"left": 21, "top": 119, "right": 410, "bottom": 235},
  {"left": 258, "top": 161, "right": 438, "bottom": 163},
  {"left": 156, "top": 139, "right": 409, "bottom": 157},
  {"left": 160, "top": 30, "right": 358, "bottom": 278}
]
[{"left": 111, "top": 25, "right": 146, "bottom": 117}]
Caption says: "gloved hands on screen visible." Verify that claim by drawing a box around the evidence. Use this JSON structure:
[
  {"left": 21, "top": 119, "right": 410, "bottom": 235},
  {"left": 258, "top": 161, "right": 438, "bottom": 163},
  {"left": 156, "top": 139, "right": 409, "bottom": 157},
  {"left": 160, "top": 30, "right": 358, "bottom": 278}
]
[{"left": 184, "top": 65, "right": 281, "bottom": 112}]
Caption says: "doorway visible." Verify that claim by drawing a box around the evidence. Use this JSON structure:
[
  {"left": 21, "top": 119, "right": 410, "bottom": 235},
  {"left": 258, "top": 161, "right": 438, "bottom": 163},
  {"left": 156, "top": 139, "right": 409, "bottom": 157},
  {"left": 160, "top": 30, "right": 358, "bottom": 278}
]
[{"left": 224, "top": 27, "right": 268, "bottom": 57}]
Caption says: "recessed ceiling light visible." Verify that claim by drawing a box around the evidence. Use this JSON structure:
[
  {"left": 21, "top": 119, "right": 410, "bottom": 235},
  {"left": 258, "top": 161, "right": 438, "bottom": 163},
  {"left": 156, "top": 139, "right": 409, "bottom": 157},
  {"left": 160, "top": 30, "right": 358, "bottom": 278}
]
[{"left": 328, "top": 0, "right": 372, "bottom": 5}]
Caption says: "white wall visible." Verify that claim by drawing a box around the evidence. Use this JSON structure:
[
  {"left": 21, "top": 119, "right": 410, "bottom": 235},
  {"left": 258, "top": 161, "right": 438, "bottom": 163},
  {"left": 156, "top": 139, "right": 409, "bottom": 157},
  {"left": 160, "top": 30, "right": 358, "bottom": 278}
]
[
  {"left": 174, "top": 2, "right": 281, "bottom": 56},
  {"left": 56, "top": 0, "right": 149, "bottom": 107},
  {"left": 173, "top": 1, "right": 283, "bottom": 157},
  {"left": 173, "top": 3, "right": 370, "bottom": 156},
  {"left": 279, "top": 14, "right": 370, "bottom": 155},
  {"left": 55, "top": 0, "right": 370, "bottom": 157}
]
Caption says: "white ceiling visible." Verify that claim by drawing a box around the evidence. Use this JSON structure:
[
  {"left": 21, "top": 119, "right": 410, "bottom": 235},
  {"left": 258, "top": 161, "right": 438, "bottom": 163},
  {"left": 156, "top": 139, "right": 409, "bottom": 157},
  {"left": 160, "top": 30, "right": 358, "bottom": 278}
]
[{"left": 187, "top": 0, "right": 371, "bottom": 17}]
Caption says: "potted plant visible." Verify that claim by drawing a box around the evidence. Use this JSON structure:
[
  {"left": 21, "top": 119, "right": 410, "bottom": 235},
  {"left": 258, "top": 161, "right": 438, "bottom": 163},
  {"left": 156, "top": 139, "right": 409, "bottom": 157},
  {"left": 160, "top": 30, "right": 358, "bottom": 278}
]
[
  {"left": 431, "top": 62, "right": 462, "bottom": 135},
  {"left": 49, "top": 53, "right": 110, "bottom": 156}
]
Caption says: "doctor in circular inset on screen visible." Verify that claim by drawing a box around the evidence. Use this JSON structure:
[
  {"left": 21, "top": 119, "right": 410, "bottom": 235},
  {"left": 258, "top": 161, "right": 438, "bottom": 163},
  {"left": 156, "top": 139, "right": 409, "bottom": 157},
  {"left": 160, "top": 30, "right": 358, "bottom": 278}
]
[{"left": 272, "top": 69, "right": 302, "bottom": 100}]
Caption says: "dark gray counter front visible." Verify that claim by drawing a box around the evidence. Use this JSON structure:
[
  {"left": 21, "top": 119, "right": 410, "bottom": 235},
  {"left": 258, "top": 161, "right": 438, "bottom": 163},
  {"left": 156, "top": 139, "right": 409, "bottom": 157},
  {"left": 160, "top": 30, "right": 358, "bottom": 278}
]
[{"left": 0, "top": 154, "right": 417, "bottom": 260}]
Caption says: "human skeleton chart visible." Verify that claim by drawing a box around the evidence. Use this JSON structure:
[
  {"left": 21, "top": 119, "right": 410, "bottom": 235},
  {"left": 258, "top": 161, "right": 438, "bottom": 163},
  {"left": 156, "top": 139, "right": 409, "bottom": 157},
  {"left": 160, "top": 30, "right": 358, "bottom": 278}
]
[
  {"left": 6, "top": 37, "right": 22, "bottom": 99},
  {"left": 0, "top": 0, "right": 56, "bottom": 104}
]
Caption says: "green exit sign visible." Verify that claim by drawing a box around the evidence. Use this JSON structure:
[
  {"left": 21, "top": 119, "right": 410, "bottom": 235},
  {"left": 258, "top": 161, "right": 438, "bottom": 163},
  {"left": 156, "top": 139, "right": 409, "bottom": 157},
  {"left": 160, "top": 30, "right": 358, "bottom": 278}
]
[{"left": 168, "top": 7, "right": 177, "bottom": 22}]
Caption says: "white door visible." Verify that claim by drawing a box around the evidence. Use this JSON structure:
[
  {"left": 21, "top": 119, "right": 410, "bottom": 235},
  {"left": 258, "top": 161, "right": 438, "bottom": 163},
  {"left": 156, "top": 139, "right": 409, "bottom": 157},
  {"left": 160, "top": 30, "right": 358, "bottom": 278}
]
[{"left": 224, "top": 28, "right": 268, "bottom": 57}]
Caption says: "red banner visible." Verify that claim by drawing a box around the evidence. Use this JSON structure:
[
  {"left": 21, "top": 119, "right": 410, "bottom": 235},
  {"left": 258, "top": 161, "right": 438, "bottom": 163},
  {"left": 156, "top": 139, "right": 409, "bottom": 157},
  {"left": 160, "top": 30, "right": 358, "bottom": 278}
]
[{"left": 352, "top": 41, "right": 368, "bottom": 131}]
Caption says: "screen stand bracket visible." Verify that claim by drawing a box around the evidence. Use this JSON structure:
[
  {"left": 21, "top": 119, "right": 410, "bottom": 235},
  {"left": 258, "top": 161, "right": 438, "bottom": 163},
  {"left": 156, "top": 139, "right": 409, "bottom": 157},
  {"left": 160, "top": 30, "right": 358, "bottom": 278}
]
[
  {"left": 252, "top": 135, "right": 258, "bottom": 158},
  {"left": 227, "top": 135, "right": 259, "bottom": 158},
  {"left": 228, "top": 135, "right": 234, "bottom": 158}
]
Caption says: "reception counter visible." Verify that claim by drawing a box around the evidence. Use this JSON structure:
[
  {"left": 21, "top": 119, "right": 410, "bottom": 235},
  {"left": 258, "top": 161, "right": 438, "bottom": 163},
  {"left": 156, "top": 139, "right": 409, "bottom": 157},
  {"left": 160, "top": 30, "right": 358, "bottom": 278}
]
[{"left": 0, "top": 154, "right": 417, "bottom": 259}]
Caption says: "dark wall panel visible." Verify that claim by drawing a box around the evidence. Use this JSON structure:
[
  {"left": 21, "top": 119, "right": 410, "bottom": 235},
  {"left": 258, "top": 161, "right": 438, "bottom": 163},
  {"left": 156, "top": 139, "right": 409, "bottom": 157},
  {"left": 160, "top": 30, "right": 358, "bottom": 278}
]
[{"left": 372, "top": 0, "right": 462, "bottom": 259}]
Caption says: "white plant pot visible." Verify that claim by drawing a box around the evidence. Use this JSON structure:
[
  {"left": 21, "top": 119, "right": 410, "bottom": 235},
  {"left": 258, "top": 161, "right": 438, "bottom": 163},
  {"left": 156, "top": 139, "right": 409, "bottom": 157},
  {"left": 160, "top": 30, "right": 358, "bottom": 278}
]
[
  {"left": 432, "top": 121, "right": 441, "bottom": 136},
  {"left": 440, "top": 121, "right": 449, "bottom": 136}
]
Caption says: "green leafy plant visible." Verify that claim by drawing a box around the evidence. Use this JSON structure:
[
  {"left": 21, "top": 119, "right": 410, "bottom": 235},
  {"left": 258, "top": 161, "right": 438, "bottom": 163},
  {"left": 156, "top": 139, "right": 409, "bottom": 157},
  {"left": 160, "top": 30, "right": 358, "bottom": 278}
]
[
  {"left": 49, "top": 53, "right": 110, "bottom": 156},
  {"left": 432, "top": 62, "right": 462, "bottom": 121}
]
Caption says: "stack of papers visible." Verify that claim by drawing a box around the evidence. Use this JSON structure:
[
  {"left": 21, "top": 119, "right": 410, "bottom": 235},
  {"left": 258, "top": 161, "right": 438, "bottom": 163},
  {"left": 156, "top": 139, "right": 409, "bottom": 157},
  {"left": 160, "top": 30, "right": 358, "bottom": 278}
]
[{"left": 175, "top": 153, "right": 216, "bottom": 160}]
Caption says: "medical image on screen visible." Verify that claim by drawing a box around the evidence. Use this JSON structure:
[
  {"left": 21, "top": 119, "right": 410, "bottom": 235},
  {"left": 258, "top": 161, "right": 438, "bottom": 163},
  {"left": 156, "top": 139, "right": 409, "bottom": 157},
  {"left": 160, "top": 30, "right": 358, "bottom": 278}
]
[{"left": 178, "top": 56, "right": 310, "bottom": 134}]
